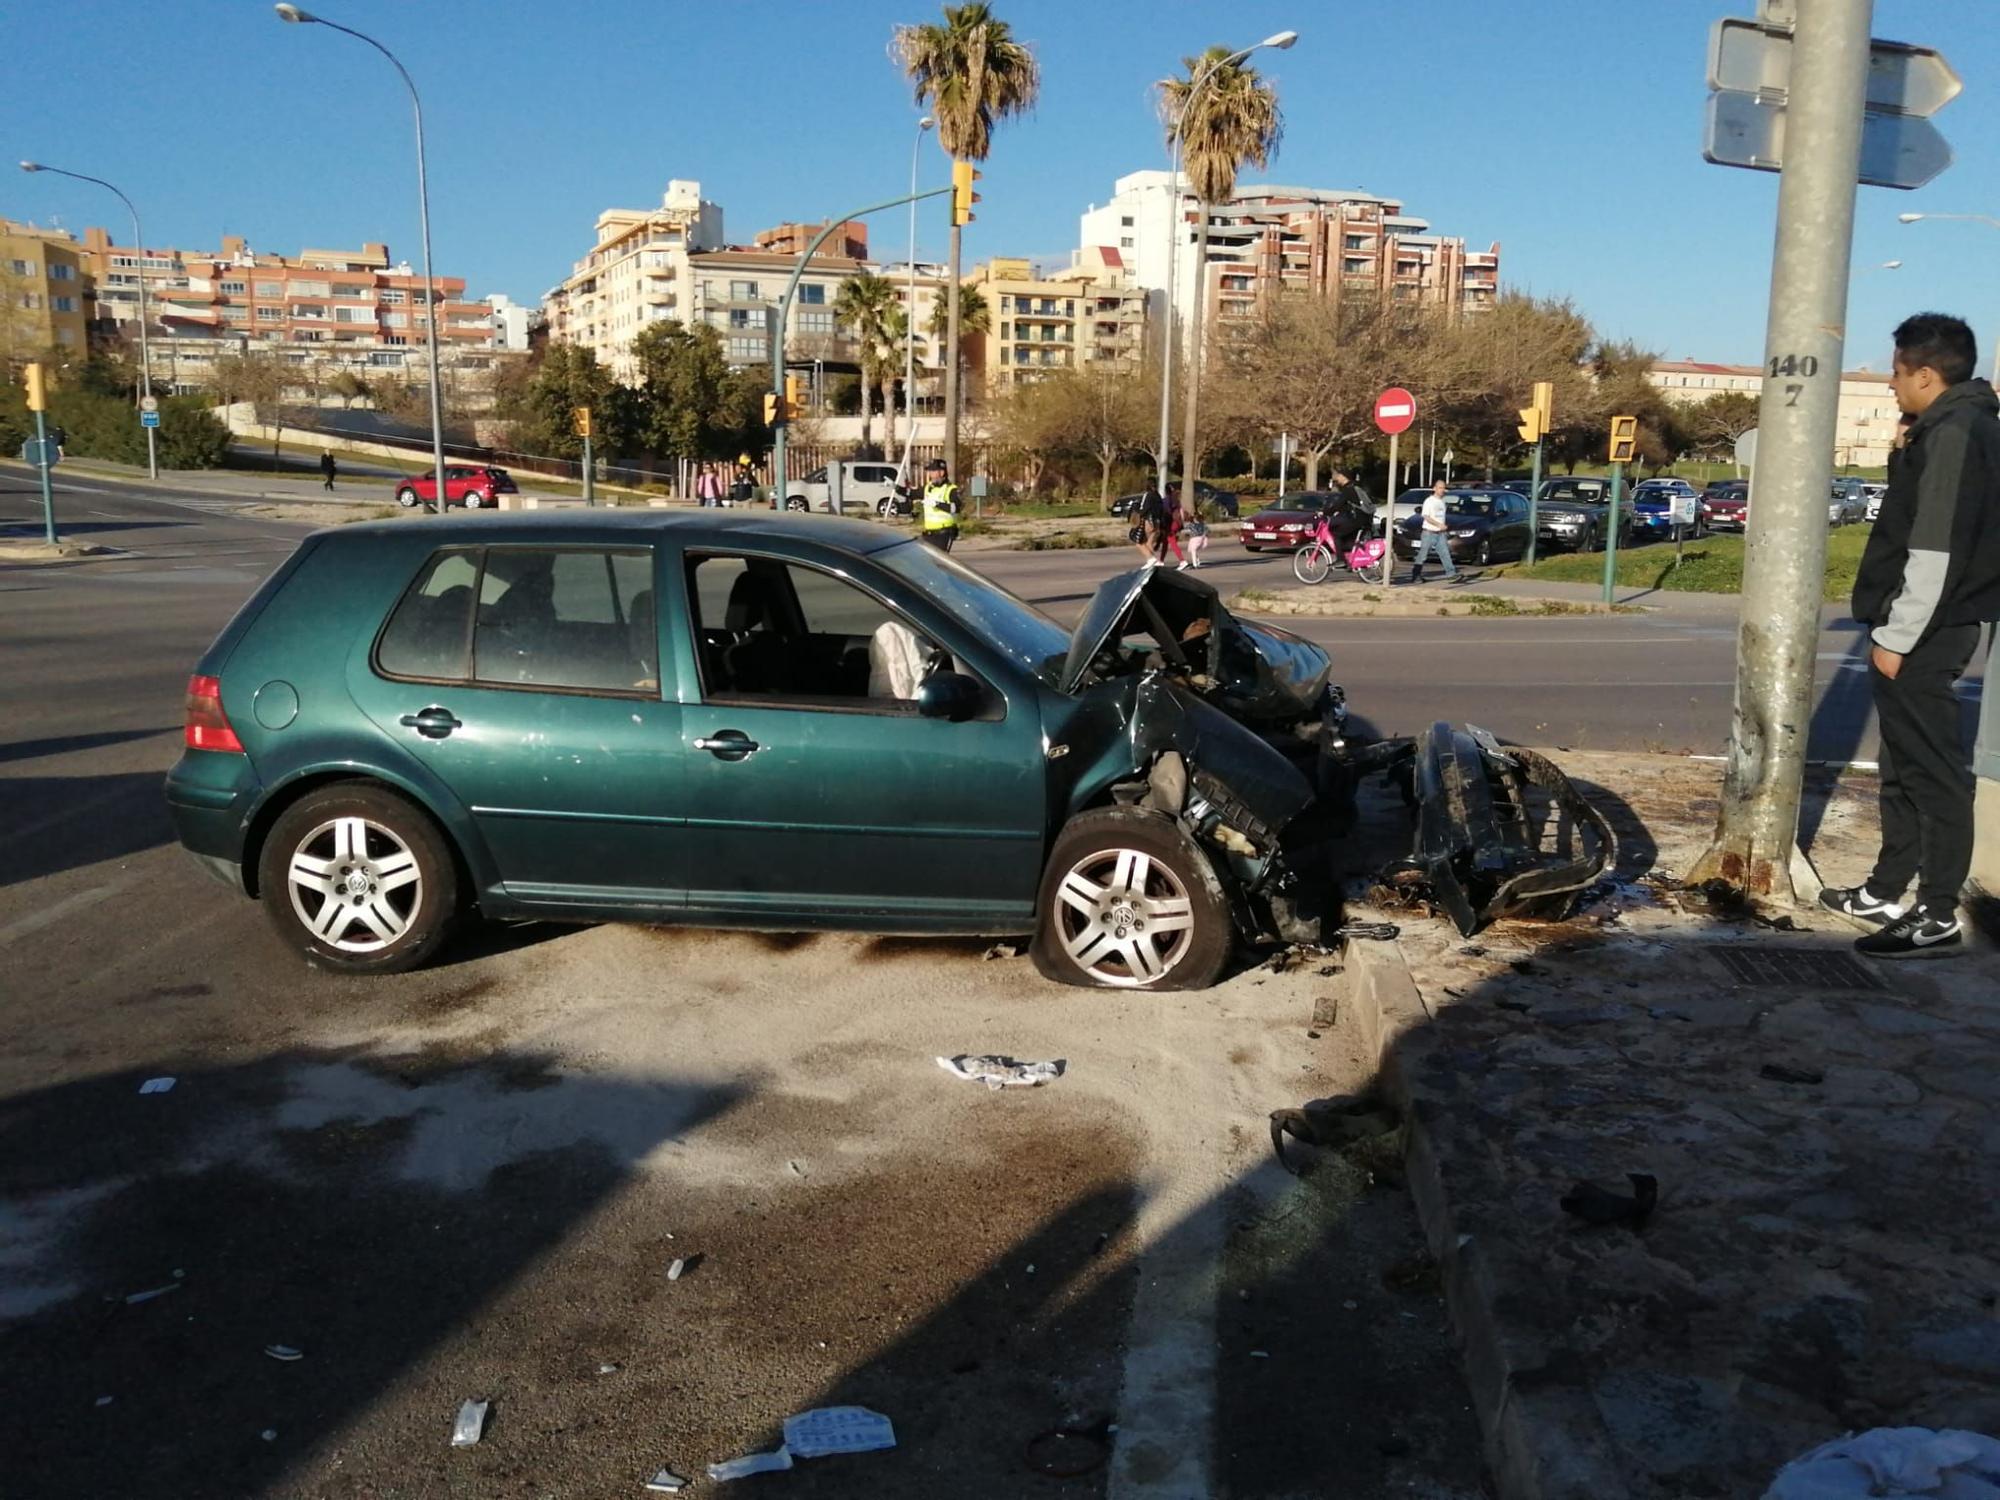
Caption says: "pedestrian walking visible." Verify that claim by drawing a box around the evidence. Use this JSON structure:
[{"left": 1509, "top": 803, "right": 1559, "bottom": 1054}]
[
  {"left": 695, "top": 463, "right": 723, "bottom": 508},
  {"left": 1164, "top": 487, "right": 1189, "bottom": 569},
  {"left": 1136, "top": 481, "right": 1168, "bottom": 562},
  {"left": 1823, "top": 312, "right": 2000, "bottom": 959},
  {"left": 920, "top": 457, "right": 962, "bottom": 551},
  {"left": 1408, "top": 479, "right": 1459, "bottom": 584},
  {"left": 1183, "top": 511, "right": 1209, "bottom": 568},
  {"left": 319, "top": 450, "right": 337, "bottom": 492}
]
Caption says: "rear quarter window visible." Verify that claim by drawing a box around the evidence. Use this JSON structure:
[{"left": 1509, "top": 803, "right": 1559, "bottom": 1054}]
[{"left": 375, "top": 548, "right": 479, "bottom": 681}]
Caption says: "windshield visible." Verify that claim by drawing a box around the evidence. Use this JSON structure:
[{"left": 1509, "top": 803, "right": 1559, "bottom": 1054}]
[
  {"left": 876, "top": 539, "right": 1072, "bottom": 680},
  {"left": 1449, "top": 496, "right": 1494, "bottom": 516}
]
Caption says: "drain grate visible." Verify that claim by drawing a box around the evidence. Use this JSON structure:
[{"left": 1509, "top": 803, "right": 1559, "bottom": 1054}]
[{"left": 1710, "top": 946, "right": 1883, "bottom": 991}]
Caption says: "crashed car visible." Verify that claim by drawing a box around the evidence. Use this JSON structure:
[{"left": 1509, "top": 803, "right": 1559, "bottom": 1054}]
[{"left": 165, "top": 513, "right": 1604, "bottom": 989}]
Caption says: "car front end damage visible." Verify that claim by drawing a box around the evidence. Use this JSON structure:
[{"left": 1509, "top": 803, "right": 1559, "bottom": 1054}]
[{"left": 1046, "top": 566, "right": 1608, "bottom": 949}]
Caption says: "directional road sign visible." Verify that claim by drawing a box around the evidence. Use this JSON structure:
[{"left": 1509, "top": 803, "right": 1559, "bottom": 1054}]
[
  {"left": 1373, "top": 387, "right": 1416, "bottom": 436},
  {"left": 140, "top": 410, "right": 160, "bottom": 429},
  {"left": 1704, "top": 19, "right": 1959, "bottom": 191}
]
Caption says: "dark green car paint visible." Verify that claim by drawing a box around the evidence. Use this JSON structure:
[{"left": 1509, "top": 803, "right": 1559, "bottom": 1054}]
[{"left": 166, "top": 512, "right": 1333, "bottom": 941}]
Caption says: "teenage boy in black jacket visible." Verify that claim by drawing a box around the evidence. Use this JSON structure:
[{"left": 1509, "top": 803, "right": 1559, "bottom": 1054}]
[{"left": 1823, "top": 313, "right": 2000, "bottom": 958}]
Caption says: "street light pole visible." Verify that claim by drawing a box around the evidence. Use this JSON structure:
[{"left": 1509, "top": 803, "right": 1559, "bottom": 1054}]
[
  {"left": 1152, "top": 30, "right": 1296, "bottom": 496},
  {"left": 1896, "top": 213, "right": 2000, "bottom": 381},
  {"left": 901, "top": 116, "right": 935, "bottom": 482},
  {"left": 276, "top": 4, "right": 448, "bottom": 516},
  {"left": 19, "top": 162, "right": 157, "bottom": 480}
]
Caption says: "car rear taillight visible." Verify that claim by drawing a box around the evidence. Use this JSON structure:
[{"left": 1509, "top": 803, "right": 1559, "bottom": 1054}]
[{"left": 184, "top": 674, "right": 244, "bottom": 753}]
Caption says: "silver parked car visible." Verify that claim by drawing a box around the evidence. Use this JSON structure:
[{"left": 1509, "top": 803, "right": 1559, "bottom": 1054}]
[{"left": 1828, "top": 478, "right": 1868, "bottom": 526}]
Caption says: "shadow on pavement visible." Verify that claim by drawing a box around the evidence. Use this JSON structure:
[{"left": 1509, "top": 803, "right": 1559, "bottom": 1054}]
[
  {"left": 0, "top": 729, "right": 172, "bottom": 765},
  {"left": 0, "top": 1049, "right": 745, "bottom": 1497},
  {"left": 0, "top": 772, "right": 173, "bottom": 887}
]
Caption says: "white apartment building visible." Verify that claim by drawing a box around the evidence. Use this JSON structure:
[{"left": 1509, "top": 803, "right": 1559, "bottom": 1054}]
[
  {"left": 1649, "top": 360, "right": 1904, "bottom": 468},
  {"left": 1078, "top": 169, "right": 1499, "bottom": 339},
  {"left": 483, "top": 293, "right": 536, "bottom": 351},
  {"left": 541, "top": 180, "right": 726, "bottom": 380}
]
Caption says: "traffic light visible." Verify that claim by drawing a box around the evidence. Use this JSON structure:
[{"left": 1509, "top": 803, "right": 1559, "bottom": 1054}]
[
  {"left": 785, "top": 373, "right": 806, "bottom": 413},
  {"left": 763, "top": 392, "right": 780, "bottom": 426},
  {"left": 24, "top": 362, "right": 47, "bottom": 413},
  {"left": 572, "top": 405, "right": 592, "bottom": 439},
  {"left": 952, "top": 160, "right": 981, "bottom": 226},
  {"left": 1608, "top": 415, "right": 1639, "bottom": 464},
  {"left": 1516, "top": 380, "right": 1556, "bottom": 445}
]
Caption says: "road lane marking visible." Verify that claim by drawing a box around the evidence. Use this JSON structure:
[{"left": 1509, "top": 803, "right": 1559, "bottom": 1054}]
[{"left": 0, "top": 879, "right": 129, "bottom": 949}]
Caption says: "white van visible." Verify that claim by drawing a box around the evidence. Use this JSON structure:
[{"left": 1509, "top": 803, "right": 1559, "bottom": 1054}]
[{"left": 784, "top": 461, "right": 907, "bottom": 516}]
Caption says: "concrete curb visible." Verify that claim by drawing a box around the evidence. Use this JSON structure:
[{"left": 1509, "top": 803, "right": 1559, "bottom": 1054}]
[
  {"left": 1233, "top": 590, "right": 1644, "bottom": 619},
  {"left": 1340, "top": 931, "right": 1634, "bottom": 1500}
]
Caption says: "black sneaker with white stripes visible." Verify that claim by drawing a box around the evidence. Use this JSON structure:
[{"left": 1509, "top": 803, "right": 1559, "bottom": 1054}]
[
  {"left": 1855, "top": 905, "right": 1964, "bottom": 960},
  {"left": 1817, "top": 884, "right": 1903, "bottom": 928}
]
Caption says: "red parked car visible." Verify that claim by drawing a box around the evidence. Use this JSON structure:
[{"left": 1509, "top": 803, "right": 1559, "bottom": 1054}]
[{"left": 394, "top": 465, "right": 519, "bottom": 509}]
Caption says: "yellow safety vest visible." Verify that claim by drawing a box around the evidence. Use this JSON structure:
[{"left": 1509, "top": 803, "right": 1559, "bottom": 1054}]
[{"left": 922, "top": 481, "right": 960, "bottom": 531}]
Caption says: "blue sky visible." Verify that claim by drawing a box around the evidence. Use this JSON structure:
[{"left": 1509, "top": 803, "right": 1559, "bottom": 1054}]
[{"left": 5, "top": 0, "right": 1996, "bottom": 370}]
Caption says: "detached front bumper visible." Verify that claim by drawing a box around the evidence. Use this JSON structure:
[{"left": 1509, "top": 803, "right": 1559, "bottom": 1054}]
[{"left": 1386, "top": 723, "right": 1615, "bottom": 936}]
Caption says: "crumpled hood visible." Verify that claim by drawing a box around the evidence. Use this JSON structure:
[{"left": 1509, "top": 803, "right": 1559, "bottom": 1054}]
[{"left": 1058, "top": 563, "right": 1331, "bottom": 720}]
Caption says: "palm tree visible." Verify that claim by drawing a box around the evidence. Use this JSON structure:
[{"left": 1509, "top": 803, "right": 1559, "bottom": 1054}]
[
  {"left": 875, "top": 306, "right": 911, "bottom": 454},
  {"left": 834, "top": 273, "right": 898, "bottom": 450},
  {"left": 926, "top": 282, "right": 988, "bottom": 341},
  {"left": 1159, "top": 47, "right": 1282, "bottom": 513},
  {"left": 893, "top": 3, "right": 1040, "bottom": 478}
]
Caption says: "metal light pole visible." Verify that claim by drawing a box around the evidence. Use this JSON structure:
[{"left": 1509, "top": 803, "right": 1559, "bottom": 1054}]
[
  {"left": 1896, "top": 213, "right": 2000, "bottom": 380},
  {"left": 1153, "top": 30, "right": 1296, "bottom": 495},
  {"left": 19, "top": 161, "right": 157, "bottom": 480},
  {"left": 1688, "top": 0, "right": 1872, "bottom": 902},
  {"left": 276, "top": 4, "right": 448, "bottom": 516},
  {"left": 900, "top": 116, "right": 934, "bottom": 482}
]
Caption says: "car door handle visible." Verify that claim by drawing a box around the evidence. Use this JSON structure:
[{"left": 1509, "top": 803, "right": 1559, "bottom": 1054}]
[
  {"left": 694, "top": 731, "right": 761, "bottom": 760},
  {"left": 399, "top": 707, "right": 462, "bottom": 739}
]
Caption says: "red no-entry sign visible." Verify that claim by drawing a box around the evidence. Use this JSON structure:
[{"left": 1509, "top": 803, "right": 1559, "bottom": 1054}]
[{"left": 1374, "top": 387, "right": 1417, "bottom": 435}]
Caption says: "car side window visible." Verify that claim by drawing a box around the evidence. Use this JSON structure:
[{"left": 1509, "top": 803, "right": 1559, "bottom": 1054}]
[
  {"left": 376, "top": 548, "right": 480, "bottom": 681},
  {"left": 684, "top": 553, "right": 946, "bottom": 710},
  {"left": 467, "top": 546, "right": 658, "bottom": 695}
]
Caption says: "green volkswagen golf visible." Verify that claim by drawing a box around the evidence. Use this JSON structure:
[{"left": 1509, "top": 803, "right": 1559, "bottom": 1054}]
[{"left": 167, "top": 511, "right": 1371, "bottom": 990}]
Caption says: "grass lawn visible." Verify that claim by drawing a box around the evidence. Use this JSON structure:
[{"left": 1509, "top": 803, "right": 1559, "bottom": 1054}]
[{"left": 1495, "top": 524, "right": 1873, "bottom": 600}]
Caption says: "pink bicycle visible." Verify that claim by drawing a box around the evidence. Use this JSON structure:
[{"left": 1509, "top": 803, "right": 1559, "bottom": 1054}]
[{"left": 1292, "top": 511, "right": 1390, "bottom": 585}]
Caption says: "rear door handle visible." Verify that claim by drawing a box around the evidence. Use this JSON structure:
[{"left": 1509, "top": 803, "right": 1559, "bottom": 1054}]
[
  {"left": 400, "top": 706, "right": 462, "bottom": 739},
  {"left": 694, "top": 731, "right": 761, "bottom": 760}
]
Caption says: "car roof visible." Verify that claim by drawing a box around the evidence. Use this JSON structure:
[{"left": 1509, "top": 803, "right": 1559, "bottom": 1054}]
[{"left": 324, "top": 509, "right": 909, "bottom": 554}]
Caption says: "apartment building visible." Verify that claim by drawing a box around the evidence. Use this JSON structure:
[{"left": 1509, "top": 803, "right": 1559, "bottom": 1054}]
[
  {"left": 540, "top": 181, "right": 727, "bottom": 380},
  {"left": 484, "top": 293, "right": 538, "bottom": 351},
  {"left": 874, "top": 261, "right": 950, "bottom": 411},
  {"left": 685, "top": 246, "right": 869, "bottom": 371},
  {"left": 1649, "top": 359, "right": 1903, "bottom": 467},
  {"left": 960, "top": 250, "right": 1150, "bottom": 396},
  {"left": 0, "top": 219, "right": 89, "bottom": 363},
  {"left": 1077, "top": 170, "right": 1499, "bottom": 340}
]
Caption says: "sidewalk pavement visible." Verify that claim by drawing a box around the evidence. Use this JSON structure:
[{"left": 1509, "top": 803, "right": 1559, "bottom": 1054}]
[
  {"left": 15, "top": 457, "right": 666, "bottom": 510},
  {"left": 1333, "top": 751, "right": 2000, "bottom": 1500}
]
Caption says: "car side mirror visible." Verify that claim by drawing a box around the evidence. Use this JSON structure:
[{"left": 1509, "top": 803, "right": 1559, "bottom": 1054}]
[{"left": 917, "top": 671, "right": 982, "bottom": 722}]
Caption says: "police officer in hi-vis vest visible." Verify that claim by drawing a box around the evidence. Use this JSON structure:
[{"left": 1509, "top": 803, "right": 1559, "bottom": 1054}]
[{"left": 921, "top": 457, "right": 962, "bottom": 551}]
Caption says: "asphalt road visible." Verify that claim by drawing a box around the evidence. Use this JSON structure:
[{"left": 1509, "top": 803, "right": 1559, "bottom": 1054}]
[{"left": 0, "top": 472, "right": 1490, "bottom": 1498}]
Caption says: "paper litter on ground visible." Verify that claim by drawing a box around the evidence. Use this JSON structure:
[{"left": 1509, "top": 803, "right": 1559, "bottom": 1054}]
[
  {"left": 936, "top": 1054, "right": 1065, "bottom": 1090},
  {"left": 783, "top": 1405, "right": 897, "bottom": 1458},
  {"left": 450, "top": 1399, "right": 489, "bottom": 1448}
]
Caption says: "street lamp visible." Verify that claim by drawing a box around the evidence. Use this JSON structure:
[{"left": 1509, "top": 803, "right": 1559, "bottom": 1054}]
[
  {"left": 20, "top": 160, "right": 158, "bottom": 480},
  {"left": 275, "top": 4, "right": 448, "bottom": 514},
  {"left": 901, "top": 115, "right": 935, "bottom": 481},
  {"left": 1896, "top": 212, "right": 2000, "bottom": 380},
  {"left": 1154, "top": 30, "right": 1297, "bottom": 494}
]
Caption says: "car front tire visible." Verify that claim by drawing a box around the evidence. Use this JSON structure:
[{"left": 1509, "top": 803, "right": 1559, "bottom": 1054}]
[
  {"left": 785, "top": 496, "right": 809, "bottom": 513},
  {"left": 258, "top": 781, "right": 459, "bottom": 975},
  {"left": 1031, "top": 807, "right": 1232, "bottom": 991}
]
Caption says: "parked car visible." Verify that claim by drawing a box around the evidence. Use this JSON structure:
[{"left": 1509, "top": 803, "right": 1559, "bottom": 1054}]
[
  {"left": 1862, "top": 482, "right": 1887, "bottom": 522},
  {"left": 393, "top": 465, "right": 519, "bottom": 510},
  {"left": 167, "top": 512, "right": 1444, "bottom": 991},
  {"left": 1239, "top": 494, "right": 1332, "bottom": 552},
  {"left": 1828, "top": 477, "right": 1868, "bottom": 526},
  {"left": 1628, "top": 478, "right": 1704, "bottom": 541},
  {"left": 1532, "top": 476, "right": 1633, "bottom": 553},
  {"left": 1391, "top": 489, "right": 1534, "bottom": 566},
  {"left": 1700, "top": 480, "right": 1749, "bottom": 533},
  {"left": 1110, "top": 481, "right": 1240, "bottom": 519},
  {"left": 1387, "top": 486, "right": 1514, "bottom": 526},
  {"left": 1496, "top": 479, "right": 1535, "bottom": 497},
  {"left": 783, "top": 460, "right": 904, "bottom": 515}
]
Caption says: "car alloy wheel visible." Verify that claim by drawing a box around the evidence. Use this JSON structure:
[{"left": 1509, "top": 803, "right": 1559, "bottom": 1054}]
[
  {"left": 464, "top": 491, "right": 485, "bottom": 509},
  {"left": 259, "top": 781, "right": 458, "bottom": 974},
  {"left": 285, "top": 815, "right": 423, "bottom": 954},
  {"left": 395, "top": 487, "right": 419, "bottom": 508},
  {"left": 1032, "top": 807, "right": 1232, "bottom": 990},
  {"left": 786, "top": 496, "right": 808, "bottom": 512},
  {"left": 1475, "top": 538, "right": 1493, "bottom": 566}
]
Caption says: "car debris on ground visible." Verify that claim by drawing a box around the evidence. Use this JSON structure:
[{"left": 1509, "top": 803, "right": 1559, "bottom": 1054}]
[
  {"left": 936, "top": 1055, "right": 1065, "bottom": 1090},
  {"left": 262, "top": 1344, "right": 303, "bottom": 1362},
  {"left": 707, "top": 1407, "right": 898, "bottom": 1483},
  {"left": 451, "top": 1399, "right": 490, "bottom": 1448},
  {"left": 1269, "top": 1093, "right": 1399, "bottom": 1173},
  {"left": 137, "top": 1077, "right": 175, "bottom": 1095},
  {"left": 644, "top": 1467, "right": 689, "bottom": 1493},
  {"left": 1763, "top": 1425, "right": 2000, "bottom": 1498}
]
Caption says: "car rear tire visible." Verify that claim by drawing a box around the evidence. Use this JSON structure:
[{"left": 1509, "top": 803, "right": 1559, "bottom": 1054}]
[
  {"left": 785, "top": 496, "right": 808, "bottom": 513},
  {"left": 1031, "top": 808, "right": 1232, "bottom": 991},
  {"left": 395, "top": 486, "right": 419, "bottom": 508},
  {"left": 258, "top": 782, "right": 459, "bottom": 976},
  {"left": 463, "top": 491, "right": 486, "bottom": 509}
]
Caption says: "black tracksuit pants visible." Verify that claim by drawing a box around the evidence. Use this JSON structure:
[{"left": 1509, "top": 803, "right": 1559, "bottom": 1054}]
[{"left": 1868, "top": 622, "right": 1983, "bottom": 910}]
